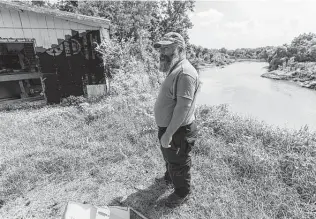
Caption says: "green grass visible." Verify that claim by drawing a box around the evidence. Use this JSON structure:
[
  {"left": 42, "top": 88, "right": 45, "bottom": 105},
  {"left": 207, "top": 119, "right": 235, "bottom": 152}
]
[{"left": 0, "top": 93, "right": 316, "bottom": 219}]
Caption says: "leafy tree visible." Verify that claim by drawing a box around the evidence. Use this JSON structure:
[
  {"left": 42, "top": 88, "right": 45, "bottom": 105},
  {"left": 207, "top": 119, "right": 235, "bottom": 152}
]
[
  {"left": 308, "top": 45, "right": 316, "bottom": 61},
  {"left": 291, "top": 33, "right": 316, "bottom": 47},
  {"left": 227, "top": 50, "right": 235, "bottom": 57},
  {"left": 258, "top": 49, "right": 268, "bottom": 61},
  {"left": 31, "top": 1, "right": 47, "bottom": 7},
  {"left": 219, "top": 47, "right": 227, "bottom": 54},
  {"left": 195, "top": 45, "right": 203, "bottom": 59},
  {"left": 56, "top": 0, "right": 78, "bottom": 12},
  {"left": 158, "top": 0, "right": 195, "bottom": 43},
  {"left": 186, "top": 44, "right": 196, "bottom": 60}
]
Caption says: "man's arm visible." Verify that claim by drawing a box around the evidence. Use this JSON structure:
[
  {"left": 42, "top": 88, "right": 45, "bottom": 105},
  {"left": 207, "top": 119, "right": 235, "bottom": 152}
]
[{"left": 165, "top": 97, "right": 192, "bottom": 138}]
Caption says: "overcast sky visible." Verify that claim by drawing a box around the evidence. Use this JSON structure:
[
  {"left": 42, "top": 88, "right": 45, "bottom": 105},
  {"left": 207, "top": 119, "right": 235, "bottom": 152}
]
[{"left": 188, "top": 0, "right": 316, "bottom": 49}]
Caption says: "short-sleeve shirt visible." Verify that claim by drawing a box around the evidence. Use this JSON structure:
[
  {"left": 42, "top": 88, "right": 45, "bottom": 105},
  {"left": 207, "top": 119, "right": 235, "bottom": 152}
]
[{"left": 154, "top": 59, "right": 200, "bottom": 127}]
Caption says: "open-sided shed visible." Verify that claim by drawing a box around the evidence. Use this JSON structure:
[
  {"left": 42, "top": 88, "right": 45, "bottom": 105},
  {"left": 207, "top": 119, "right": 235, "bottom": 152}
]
[{"left": 0, "top": 1, "right": 110, "bottom": 104}]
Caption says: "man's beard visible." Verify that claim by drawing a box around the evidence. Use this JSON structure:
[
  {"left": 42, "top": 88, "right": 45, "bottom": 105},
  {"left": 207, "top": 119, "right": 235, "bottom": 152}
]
[{"left": 159, "top": 52, "right": 180, "bottom": 73}]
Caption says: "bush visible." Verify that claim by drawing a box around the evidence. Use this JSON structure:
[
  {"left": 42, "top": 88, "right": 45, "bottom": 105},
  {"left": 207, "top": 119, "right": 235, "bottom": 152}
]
[
  {"left": 60, "top": 95, "right": 87, "bottom": 107},
  {"left": 95, "top": 37, "right": 161, "bottom": 97}
]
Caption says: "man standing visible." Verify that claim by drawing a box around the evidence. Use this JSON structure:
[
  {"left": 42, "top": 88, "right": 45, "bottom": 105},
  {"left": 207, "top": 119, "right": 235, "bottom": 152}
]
[{"left": 153, "top": 32, "right": 200, "bottom": 207}]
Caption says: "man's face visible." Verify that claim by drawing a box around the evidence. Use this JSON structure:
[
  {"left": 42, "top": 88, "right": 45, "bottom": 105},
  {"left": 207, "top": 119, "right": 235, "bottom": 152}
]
[{"left": 158, "top": 44, "right": 179, "bottom": 73}]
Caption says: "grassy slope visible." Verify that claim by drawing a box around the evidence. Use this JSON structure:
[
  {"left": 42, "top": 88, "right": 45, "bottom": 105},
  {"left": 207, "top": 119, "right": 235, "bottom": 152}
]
[{"left": 0, "top": 93, "right": 316, "bottom": 219}]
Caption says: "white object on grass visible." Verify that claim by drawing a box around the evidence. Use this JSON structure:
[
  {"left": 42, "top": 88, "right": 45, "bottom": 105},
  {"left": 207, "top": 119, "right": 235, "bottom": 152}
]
[{"left": 61, "top": 201, "right": 148, "bottom": 219}]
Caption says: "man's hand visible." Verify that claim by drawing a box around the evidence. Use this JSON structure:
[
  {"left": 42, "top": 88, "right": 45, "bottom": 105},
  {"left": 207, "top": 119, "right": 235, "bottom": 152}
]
[{"left": 160, "top": 132, "right": 173, "bottom": 148}]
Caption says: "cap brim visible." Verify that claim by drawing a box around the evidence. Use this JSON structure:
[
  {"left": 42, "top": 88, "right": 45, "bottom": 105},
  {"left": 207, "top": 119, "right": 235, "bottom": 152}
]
[{"left": 153, "top": 40, "right": 174, "bottom": 48}]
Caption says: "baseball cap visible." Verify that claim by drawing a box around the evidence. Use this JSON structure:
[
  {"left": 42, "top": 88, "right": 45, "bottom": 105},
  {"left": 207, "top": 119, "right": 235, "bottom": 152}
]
[{"left": 154, "top": 32, "right": 185, "bottom": 49}]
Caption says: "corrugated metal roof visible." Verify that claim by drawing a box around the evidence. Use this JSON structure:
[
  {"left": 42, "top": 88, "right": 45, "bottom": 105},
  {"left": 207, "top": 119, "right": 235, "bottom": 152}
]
[{"left": 0, "top": 1, "right": 110, "bottom": 29}]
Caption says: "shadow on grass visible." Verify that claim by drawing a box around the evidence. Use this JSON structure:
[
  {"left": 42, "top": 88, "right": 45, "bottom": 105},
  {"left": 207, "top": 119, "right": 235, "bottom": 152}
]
[{"left": 109, "top": 179, "right": 174, "bottom": 218}]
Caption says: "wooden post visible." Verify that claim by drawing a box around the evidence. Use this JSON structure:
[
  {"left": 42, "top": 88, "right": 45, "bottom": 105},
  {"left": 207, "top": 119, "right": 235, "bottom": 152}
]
[
  {"left": 40, "top": 77, "right": 47, "bottom": 102},
  {"left": 100, "top": 27, "right": 109, "bottom": 41},
  {"left": 107, "top": 78, "right": 111, "bottom": 94},
  {"left": 25, "top": 79, "right": 31, "bottom": 94},
  {"left": 18, "top": 80, "right": 28, "bottom": 98}
]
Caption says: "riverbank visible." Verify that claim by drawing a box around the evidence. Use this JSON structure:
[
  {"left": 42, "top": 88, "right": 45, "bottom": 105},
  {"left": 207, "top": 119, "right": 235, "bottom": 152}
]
[
  {"left": 198, "top": 59, "right": 265, "bottom": 71},
  {"left": 261, "top": 62, "right": 316, "bottom": 89},
  {"left": 235, "top": 58, "right": 266, "bottom": 62},
  {"left": 1, "top": 94, "right": 316, "bottom": 219},
  {"left": 198, "top": 59, "right": 234, "bottom": 71},
  {"left": 197, "top": 62, "right": 216, "bottom": 70}
]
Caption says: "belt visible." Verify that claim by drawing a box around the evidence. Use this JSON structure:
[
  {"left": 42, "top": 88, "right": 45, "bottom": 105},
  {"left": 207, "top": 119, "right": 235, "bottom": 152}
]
[{"left": 158, "top": 122, "right": 193, "bottom": 130}]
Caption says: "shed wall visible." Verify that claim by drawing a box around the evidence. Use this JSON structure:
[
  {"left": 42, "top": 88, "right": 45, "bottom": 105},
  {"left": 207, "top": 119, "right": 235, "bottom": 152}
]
[{"left": 0, "top": 8, "right": 109, "bottom": 50}]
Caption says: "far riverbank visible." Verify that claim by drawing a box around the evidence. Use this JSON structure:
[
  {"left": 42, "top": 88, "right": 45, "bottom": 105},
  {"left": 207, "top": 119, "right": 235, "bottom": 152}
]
[
  {"left": 261, "top": 62, "right": 316, "bottom": 90},
  {"left": 198, "top": 58, "right": 266, "bottom": 71}
]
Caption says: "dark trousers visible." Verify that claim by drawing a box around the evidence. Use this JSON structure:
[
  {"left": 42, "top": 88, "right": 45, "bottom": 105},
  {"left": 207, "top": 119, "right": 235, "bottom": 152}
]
[{"left": 158, "top": 122, "right": 198, "bottom": 197}]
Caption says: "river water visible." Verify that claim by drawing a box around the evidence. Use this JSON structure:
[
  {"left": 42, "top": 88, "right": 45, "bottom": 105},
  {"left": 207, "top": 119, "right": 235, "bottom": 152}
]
[{"left": 196, "top": 62, "right": 316, "bottom": 131}]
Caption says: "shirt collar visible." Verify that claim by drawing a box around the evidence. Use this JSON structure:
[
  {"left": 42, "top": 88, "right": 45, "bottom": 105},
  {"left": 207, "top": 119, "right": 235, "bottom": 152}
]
[{"left": 167, "top": 58, "right": 185, "bottom": 76}]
